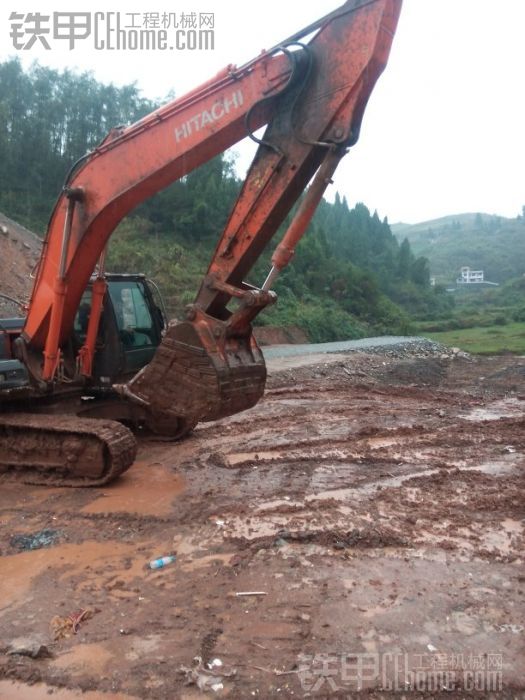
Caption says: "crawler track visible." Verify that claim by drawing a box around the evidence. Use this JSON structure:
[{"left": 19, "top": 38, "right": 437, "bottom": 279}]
[{"left": 0, "top": 413, "right": 136, "bottom": 486}]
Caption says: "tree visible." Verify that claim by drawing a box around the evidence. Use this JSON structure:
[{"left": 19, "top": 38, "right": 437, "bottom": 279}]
[
  {"left": 411, "top": 257, "right": 430, "bottom": 286},
  {"left": 397, "top": 238, "right": 412, "bottom": 280},
  {"left": 0, "top": 57, "right": 155, "bottom": 230}
]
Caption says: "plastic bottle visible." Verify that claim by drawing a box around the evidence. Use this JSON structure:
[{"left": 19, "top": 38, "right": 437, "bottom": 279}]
[{"left": 148, "top": 554, "right": 177, "bottom": 570}]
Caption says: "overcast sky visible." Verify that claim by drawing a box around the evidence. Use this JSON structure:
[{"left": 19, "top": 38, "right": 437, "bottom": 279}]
[{"left": 1, "top": 0, "right": 524, "bottom": 224}]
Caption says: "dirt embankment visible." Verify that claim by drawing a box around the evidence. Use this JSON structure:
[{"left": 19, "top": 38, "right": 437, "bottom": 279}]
[
  {"left": 0, "top": 212, "right": 42, "bottom": 316},
  {"left": 253, "top": 325, "right": 309, "bottom": 346}
]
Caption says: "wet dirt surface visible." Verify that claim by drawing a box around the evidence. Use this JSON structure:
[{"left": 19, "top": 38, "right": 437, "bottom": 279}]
[{"left": 0, "top": 350, "right": 524, "bottom": 698}]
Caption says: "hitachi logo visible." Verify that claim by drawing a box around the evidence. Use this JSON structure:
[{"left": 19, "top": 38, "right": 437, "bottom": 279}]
[{"left": 174, "top": 90, "right": 244, "bottom": 142}]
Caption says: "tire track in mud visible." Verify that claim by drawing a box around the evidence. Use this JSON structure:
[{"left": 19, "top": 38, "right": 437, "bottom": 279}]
[{"left": 178, "top": 365, "right": 524, "bottom": 571}]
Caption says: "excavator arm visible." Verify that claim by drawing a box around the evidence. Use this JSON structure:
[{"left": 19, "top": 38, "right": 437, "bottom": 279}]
[{"left": 122, "top": 0, "right": 402, "bottom": 430}]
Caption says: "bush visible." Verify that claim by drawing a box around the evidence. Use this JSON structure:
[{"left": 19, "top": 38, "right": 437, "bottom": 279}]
[
  {"left": 260, "top": 294, "right": 367, "bottom": 343},
  {"left": 512, "top": 307, "right": 525, "bottom": 322}
]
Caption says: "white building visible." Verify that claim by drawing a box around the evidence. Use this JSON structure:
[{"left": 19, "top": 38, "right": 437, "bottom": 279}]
[
  {"left": 455, "top": 266, "right": 499, "bottom": 286},
  {"left": 457, "top": 266, "right": 484, "bottom": 284}
]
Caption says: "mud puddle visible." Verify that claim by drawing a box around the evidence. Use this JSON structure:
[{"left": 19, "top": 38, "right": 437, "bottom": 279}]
[
  {"left": 459, "top": 396, "right": 524, "bottom": 421},
  {"left": 0, "top": 540, "right": 162, "bottom": 613},
  {"left": 81, "top": 462, "right": 184, "bottom": 516},
  {"left": 0, "top": 681, "right": 139, "bottom": 700}
]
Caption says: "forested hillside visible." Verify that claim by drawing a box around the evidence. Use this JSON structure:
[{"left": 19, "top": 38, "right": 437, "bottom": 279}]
[
  {"left": 393, "top": 213, "right": 525, "bottom": 284},
  {"left": 0, "top": 58, "right": 450, "bottom": 341},
  {"left": 0, "top": 58, "right": 155, "bottom": 229}
]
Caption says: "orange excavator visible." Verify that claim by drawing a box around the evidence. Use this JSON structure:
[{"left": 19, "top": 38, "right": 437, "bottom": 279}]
[{"left": 0, "top": 0, "right": 402, "bottom": 485}]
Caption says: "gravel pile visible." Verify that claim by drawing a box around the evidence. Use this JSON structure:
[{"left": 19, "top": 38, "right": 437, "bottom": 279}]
[
  {"left": 264, "top": 336, "right": 470, "bottom": 361},
  {"left": 353, "top": 338, "right": 471, "bottom": 361}
]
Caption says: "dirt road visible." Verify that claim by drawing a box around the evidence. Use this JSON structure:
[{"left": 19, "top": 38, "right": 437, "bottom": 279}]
[{"left": 0, "top": 346, "right": 524, "bottom": 698}]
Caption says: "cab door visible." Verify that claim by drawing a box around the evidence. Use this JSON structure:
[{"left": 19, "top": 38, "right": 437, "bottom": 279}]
[{"left": 107, "top": 279, "right": 161, "bottom": 376}]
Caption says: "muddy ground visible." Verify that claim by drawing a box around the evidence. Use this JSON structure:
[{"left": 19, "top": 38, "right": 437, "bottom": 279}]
[{"left": 0, "top": 349, "right": 524, "bottom": 699}]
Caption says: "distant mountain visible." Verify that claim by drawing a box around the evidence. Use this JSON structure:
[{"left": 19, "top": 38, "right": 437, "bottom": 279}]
[{"left": 392, "top": 213, "right": 525, "bottom": 284}]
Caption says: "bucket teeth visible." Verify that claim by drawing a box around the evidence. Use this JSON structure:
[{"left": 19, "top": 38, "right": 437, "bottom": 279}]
[{"left": 119, "top": 316, "right": 266, "bottom": 428}]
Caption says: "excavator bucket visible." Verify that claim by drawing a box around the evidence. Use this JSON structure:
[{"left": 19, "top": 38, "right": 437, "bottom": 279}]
[{"left": 117, "top": 309, "right": 267, "bottom": 437}]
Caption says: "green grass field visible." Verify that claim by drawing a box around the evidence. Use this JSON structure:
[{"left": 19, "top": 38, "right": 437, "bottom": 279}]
[{"left": 424, "top": 322, "right": 525, "bottom": 355}]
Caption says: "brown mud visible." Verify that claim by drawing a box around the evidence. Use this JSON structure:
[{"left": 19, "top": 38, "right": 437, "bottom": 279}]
[{"left": 0, "top": 351, "right": 524, "bottom": 698}]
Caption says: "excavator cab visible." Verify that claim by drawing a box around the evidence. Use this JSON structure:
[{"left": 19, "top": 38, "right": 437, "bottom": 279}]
[
  {"left": 0, "top": 275, "right": 165, "bottom": 394},
  {"left": 0, "top": 319, "right": 30, "bottom": 389},
  {"left": 73, "top": 274, "right": 166, "bottom": 385}
]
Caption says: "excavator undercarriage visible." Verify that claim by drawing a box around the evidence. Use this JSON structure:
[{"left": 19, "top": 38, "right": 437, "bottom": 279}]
[{"left": 0, "top": 414, "right": 136, "bottom": 486}]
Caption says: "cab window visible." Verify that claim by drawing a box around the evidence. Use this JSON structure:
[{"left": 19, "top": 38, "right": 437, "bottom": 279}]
[
  {"left": 108, "top": 280, "right": 155, "bottom": 347},
  {"left": 74, "top": 290, "right": 93, "bottom": 338}
]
